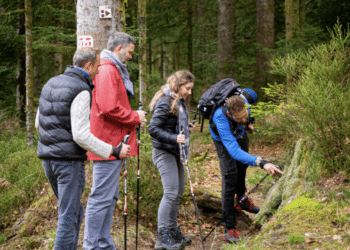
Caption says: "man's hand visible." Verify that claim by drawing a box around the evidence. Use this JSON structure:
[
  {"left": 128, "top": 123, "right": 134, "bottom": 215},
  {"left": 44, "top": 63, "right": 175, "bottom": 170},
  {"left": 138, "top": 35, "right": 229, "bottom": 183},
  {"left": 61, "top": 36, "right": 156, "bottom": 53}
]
[
  {"left": 137, "top": 110, "right": 147, "bottom": 128},
  {"left": 263, "top": 163, "right": 283, "bottom": 176},
  {"left": 119, "top": 143, "right": 131, "bottom": 159},
  {"left": 112, "top": 142, "right": 131, "bottom": 159},
  {"left": 246, "top": 124, "right": 254, "bottom": 134}
]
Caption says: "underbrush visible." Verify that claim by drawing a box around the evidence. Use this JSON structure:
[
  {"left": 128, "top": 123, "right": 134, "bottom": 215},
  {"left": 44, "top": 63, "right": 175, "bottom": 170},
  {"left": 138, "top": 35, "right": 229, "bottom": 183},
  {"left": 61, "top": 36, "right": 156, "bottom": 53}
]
[
  {"left": 254, "top": 23, "right": 350, "bottom": 174},
  {"left": 0, "top": 118, "right": 46, "bottom": 228}
]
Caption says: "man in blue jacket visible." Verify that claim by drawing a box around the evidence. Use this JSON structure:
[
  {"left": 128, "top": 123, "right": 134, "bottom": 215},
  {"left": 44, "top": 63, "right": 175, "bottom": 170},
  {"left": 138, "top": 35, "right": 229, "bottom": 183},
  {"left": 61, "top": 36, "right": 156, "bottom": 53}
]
[{"left": 210, "top": 90, "right": 282, "bottom": 243}]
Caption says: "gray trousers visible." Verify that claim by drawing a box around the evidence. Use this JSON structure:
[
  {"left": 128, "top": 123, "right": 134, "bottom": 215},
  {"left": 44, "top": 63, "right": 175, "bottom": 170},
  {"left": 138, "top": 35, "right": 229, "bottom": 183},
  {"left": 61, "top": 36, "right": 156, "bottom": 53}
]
[
  {"left": 83, "top": 160, "right": 123, "bottom": 250},
  {"left": 152, "top": 148, "right": 185, "bottom": 231}
]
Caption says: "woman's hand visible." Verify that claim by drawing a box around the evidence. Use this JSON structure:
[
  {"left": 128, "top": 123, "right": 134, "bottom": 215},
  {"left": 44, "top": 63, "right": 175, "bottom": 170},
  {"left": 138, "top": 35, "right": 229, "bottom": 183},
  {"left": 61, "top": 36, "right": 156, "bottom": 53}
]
[
  {"left": 177, "top": 134, "right": 186, "bottom": 144},
  {"left": 189, "top": 123, "right": 196, "bottom": 134}
]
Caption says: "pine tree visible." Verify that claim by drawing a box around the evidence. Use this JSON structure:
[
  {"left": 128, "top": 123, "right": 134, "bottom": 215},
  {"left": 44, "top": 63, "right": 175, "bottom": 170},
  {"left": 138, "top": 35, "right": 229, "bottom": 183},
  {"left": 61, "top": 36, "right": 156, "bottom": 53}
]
[
  {"left": 255, "top": 0, "right": 274, "bottom": 91},
  {"left": 218, "top": 0, "right": 236, "bottom": 80}
]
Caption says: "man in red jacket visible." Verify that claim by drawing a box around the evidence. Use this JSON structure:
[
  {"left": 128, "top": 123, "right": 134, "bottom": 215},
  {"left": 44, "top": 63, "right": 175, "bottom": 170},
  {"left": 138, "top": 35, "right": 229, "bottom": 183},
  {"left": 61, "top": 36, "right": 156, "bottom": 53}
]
[{"left": 83, "top": 32, "right": 146, "bottom": 250}]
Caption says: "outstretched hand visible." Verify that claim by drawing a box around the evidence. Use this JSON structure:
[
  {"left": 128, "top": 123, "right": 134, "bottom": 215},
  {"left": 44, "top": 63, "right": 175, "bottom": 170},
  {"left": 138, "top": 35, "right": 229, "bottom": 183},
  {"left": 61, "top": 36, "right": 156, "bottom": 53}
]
[{"left": 263, "top": 163, "right": 283, "bottom": 176}]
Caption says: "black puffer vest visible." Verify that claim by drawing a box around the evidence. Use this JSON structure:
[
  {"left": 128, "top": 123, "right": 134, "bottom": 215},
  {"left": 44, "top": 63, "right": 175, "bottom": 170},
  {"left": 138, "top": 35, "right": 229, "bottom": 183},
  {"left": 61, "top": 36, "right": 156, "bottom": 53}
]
[{"left": 37, "top": 66, "right": 93, "bottom": 160}]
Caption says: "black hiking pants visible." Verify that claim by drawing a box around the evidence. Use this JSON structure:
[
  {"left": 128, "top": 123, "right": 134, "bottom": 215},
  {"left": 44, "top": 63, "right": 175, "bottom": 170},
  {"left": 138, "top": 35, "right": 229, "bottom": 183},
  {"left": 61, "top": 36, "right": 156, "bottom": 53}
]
[{"left": 213, "top": 132, "right": 249, "bottom": 230}]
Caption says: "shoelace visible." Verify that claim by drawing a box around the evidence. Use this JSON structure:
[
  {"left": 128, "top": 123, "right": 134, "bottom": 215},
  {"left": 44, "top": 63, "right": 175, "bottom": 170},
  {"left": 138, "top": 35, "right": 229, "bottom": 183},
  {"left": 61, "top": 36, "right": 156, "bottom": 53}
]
[{"left": 227, "top": 229, "right": 240, "bottom": 238}]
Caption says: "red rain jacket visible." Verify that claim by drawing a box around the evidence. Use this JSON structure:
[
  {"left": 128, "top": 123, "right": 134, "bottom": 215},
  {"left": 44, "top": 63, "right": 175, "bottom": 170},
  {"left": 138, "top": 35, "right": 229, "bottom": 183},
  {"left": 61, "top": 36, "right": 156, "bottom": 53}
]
[{"left": 87, "top": 58, "right": 140, "bottom": 160}]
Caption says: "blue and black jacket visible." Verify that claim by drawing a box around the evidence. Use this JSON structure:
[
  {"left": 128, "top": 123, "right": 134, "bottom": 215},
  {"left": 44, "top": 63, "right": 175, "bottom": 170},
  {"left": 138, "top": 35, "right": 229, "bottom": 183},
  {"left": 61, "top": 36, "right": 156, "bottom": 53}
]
[{"left": 210, "top": 105, "right": 258, "bottom": 166}]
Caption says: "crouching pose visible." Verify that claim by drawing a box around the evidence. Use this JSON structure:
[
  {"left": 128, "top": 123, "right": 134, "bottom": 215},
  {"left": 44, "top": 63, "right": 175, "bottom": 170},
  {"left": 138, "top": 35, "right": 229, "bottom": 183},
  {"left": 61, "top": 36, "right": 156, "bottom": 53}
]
[
  {"left": 148, "top": 71, "right": 195, "bottom": 250},
  {"left": 210, "top": 91, "right": 283, "bottom": 243}
]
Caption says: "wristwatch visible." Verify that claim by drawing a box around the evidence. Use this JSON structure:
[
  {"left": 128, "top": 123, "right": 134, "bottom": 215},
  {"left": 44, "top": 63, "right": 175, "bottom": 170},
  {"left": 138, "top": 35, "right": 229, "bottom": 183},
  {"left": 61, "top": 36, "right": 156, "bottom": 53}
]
[{"left": 255, "top": 157, "right": 262, "bottom": 167}]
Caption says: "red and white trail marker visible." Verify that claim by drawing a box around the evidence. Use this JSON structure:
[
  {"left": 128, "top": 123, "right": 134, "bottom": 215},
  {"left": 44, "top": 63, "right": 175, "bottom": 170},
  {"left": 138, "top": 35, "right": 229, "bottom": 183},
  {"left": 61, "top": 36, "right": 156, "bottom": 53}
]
[
  {"left": 78, "top": 36, "right": 94, "bottom": 48},
  {"left": 99, "top": 6, "right": 112, "bottom": 19}
]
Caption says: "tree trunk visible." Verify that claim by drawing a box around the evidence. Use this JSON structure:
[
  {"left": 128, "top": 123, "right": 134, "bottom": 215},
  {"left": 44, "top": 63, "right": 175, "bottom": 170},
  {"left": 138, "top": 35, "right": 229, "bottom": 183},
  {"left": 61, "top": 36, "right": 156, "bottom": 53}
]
[
  {"left": 299, "top": 0, "right": 305, "bottom": 30},
  {"left": 25, "top": 0, "right": 34, "bottom": 147},
  {"left": 217, "top": 0, "right": 236, "bottom": 80},
  {"left": 160, "top": 43, "right": 165, "bottom": 79},
  {"left": 195, "top": 1, "right": 205, "bottom": 79},
  {"left": 285, "top": 0, "right": 304, "bottom": 40},
  {"left": 76, "top": 0, "right": 126, "bottom": 51},
  {"left": 187, "top": 2, "right": 193, "bottom": 73},
  {"left": 148, "top": 39, "right": 152, "bottom": 74},
  {"left": 138, "top": 0, "right": 147, "bottom": 107},
  {"left": 255, "top": 0, "right": 274, "bottom": 90},
  {"left": 16, "top": 0, "right": 26, "bottom": 125}
]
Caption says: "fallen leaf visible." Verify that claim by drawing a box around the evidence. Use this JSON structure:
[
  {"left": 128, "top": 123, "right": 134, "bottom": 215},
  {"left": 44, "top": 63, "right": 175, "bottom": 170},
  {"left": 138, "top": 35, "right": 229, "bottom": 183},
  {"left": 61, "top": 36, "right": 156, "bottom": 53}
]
[
  {"left": 305, "top": 238, "right": 315, "bottom": 243},
  {"left": 332, "top": 235, "right": 341, "bottom": 240}
]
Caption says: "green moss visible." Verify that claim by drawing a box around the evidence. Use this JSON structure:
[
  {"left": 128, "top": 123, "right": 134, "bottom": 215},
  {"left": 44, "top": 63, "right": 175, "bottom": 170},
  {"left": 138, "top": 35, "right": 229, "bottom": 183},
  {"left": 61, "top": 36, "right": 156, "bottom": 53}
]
[
  {"left": 288, "top": 233, "right": 304, "bottom": 244},
  {"left": 282, "top": 196, "right": 323, "bottom": 212}
]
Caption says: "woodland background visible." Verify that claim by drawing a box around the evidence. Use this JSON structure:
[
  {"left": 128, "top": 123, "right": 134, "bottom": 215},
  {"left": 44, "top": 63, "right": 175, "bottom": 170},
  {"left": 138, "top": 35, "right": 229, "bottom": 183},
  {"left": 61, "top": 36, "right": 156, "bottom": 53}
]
[{"left": 1, "top": 0, "right": 350, "bottom": 249}]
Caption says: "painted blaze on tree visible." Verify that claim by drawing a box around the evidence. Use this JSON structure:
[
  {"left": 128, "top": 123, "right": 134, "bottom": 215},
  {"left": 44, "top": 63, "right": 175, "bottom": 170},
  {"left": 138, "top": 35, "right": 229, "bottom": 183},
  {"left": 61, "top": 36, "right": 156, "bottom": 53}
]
[{"left": 76, "top": 0, "right": 126, "bottom": 51}]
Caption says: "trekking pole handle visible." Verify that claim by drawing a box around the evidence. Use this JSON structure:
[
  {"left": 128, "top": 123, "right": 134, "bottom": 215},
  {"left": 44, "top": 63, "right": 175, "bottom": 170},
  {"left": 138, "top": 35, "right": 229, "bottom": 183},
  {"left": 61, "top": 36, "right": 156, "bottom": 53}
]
[{"left": 123, "top": 131, "right": 131, "bottom": 144}]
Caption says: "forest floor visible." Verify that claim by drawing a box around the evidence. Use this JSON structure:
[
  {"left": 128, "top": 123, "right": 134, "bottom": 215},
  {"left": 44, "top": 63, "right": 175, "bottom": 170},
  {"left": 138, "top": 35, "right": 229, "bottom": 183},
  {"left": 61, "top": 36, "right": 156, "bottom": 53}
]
[
  {"left": 0, "top": 122, "right": 286, "bottom": 250},
  {"left": 2, "top": 123, "right": 349, "bottom": 249}
]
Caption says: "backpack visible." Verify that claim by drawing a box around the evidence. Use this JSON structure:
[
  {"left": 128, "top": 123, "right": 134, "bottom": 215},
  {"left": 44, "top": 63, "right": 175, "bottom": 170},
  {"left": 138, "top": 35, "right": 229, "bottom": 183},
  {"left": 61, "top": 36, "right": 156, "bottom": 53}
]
[{"left": 197, "top": 78, "right": 242, "bottom": 122}]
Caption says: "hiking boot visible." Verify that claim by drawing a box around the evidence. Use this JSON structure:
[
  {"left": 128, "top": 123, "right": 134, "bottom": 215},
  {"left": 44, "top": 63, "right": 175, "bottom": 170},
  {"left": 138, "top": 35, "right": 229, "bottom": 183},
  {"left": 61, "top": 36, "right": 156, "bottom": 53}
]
[
  {"left": 235, "top": 195, "right": 260, "bottom": 214},
  {"left": 223, "top": 228, "right": 241, "bottom": 243},
  {"left": 154, "top": 229, "right": 183, "bottom": 250},
  {"left": 169, "top": 225, "right": 192, "bottom": 246}
]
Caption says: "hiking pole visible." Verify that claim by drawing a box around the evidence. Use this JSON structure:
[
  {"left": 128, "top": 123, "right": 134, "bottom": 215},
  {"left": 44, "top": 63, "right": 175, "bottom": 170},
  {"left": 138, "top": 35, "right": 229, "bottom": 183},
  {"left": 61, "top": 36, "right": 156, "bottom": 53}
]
[
  {"left": 135, "top": 101, "right": 142, "bottom": 250},
  {"left": 179, "top": 126, "right": 206, "bottom": 250},
  {"left": 123, "top": 131, "right": 131, "bottom": 250},
  {"left": 202, "top": 165, "right": 281, "bottom": 242}
]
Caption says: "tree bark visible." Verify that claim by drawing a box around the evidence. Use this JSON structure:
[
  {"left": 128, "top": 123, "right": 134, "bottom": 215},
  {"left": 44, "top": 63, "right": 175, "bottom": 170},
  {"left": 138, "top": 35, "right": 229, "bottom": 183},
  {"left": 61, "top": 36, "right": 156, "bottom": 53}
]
[
  {"left": 218, "top": 0, "right": 236, "bottom": 80},
  {"left": 160, "top": 43, "right": 165, "bottom": 79},
  {"left": 285, "top": 0, "right": 304, "bottom": 40},
  {"left": 187, "top": 2, "right": 193, "bottom": 73},
  {"left": 25, "top": 0, "right": 34, "bottom": 147},
  {"left": 255, "top": 0, "right": 274, "bottom": 90},
  {"left": 148, "top": 39, "right": 152, "bottom": 74},
  {"left": 16, "top": 0, "right": 26, "bottom": 125},
  {"left": 76, "top": 0, "right": 126, "bottom": 51},
  {"left": 138, "top": 0, "right": 147, "bottom": 107}
]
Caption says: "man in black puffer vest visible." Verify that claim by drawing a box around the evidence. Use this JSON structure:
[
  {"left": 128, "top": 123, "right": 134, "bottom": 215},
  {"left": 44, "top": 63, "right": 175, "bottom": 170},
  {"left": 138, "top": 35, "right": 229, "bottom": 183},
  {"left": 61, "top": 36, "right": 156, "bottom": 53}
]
[{"left": 36, "top": 47, "right": 131, "bottom": 250}]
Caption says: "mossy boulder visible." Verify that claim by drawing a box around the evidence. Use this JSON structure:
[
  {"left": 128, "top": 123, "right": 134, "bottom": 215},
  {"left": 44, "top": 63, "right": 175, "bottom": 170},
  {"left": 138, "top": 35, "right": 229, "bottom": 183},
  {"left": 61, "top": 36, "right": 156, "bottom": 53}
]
[{"left": 254, "top": 138, "right": 316, "bottom": 226}]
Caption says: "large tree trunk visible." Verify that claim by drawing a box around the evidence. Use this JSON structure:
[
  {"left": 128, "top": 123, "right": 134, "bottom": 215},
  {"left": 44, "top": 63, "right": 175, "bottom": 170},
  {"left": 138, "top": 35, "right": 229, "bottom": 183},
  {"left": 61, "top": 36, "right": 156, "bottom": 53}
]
[
  {"left": 25, "top": 0, "right": 34, "bottom": 147},
  {"left": 138, "top": 0, "right": 147, "bottom": 107},
  {"left": 285, "top": 0, "right": 305, "bottom": 40},
  {"left": 217, "top": 0, "right": 236, "bottom": 80},
  {"left": 255, "top": 0, "right": 274, "bottom": 91},
  {"left": 76, "top": 0, "right": 126, "bottom": 51}
]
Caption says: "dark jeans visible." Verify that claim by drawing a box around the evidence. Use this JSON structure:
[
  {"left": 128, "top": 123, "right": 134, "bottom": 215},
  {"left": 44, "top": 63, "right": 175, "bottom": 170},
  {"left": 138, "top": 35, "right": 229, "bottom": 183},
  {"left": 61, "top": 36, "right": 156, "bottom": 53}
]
[
  {"left": 42, "top": 159, "right": 85, "bottom": 250},
  {"left": 213, "top": 132, "right": 249, "bottom": 230}
]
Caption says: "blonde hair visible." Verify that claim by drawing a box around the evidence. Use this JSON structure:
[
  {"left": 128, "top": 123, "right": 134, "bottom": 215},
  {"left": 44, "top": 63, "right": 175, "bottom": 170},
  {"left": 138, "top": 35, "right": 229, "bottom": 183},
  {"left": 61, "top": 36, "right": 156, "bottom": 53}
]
[{"left": 149, "top": 70, "right": 195, "bottom": 115}]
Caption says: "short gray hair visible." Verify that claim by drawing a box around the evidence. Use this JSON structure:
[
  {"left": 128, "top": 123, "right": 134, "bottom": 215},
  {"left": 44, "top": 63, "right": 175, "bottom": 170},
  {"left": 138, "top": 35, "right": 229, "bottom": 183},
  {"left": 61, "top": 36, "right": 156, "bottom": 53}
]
[
  {"left": 73, "top": 47, "right": 100, "bottom": 67},
  {"left": 107, "top": 32, "right": 136, "bottom": 51}
]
